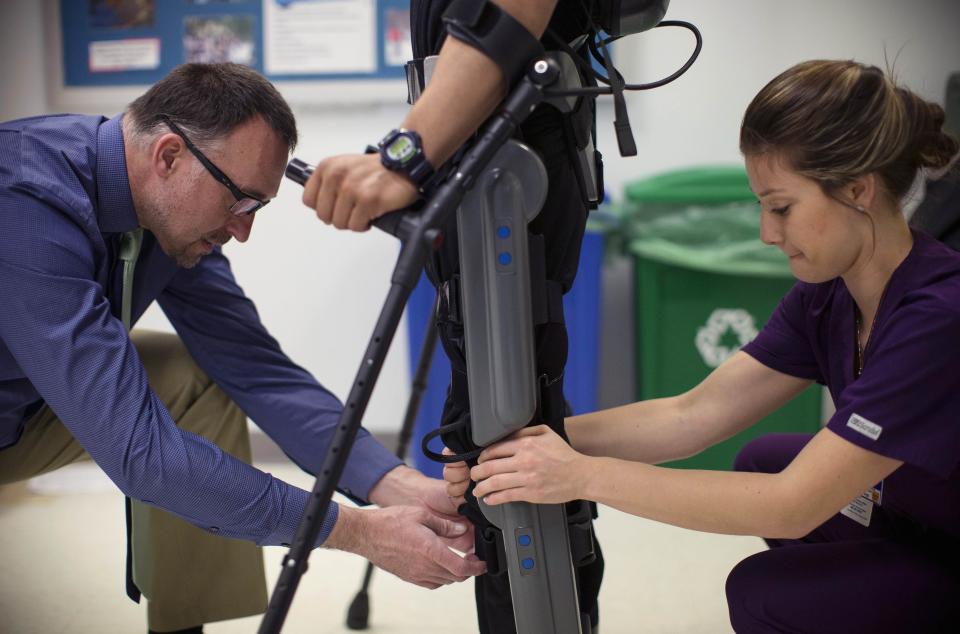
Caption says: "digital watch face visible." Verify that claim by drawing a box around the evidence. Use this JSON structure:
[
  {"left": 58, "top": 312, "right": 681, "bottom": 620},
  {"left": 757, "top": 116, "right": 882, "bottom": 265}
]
[{"left": 386, "top": 135, "right": 417, "bottom": 164}]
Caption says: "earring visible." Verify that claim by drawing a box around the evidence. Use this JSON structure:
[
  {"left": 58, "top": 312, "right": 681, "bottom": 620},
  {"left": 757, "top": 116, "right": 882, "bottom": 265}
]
[{"left": 855, "top": 205, "right": 865, "bottom": 212}]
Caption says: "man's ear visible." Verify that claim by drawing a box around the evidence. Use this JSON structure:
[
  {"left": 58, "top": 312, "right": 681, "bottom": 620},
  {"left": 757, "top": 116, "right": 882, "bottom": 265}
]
[{"left": 151, "top": 133, "right": 186, "bottom": 179}]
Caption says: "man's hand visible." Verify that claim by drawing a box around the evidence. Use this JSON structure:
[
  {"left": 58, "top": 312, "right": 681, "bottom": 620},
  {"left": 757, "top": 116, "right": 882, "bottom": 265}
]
[
  {"left": 369, "top": 465, "right": 473, "bottom": 552},
  {"left": 326, "top": 505, "right": 485, "bottom": 589},
  {"left": 471, "top": 425, "right": 590, "bottom": 505},
  {"left": 301, "top": 153, "right": 418, "bottom": 232}
]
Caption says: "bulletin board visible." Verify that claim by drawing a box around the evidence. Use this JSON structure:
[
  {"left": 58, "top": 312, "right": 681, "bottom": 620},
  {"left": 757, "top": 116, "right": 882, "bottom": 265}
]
[{"left": 58, "top": 0, "right": 411, "bottom": 103}]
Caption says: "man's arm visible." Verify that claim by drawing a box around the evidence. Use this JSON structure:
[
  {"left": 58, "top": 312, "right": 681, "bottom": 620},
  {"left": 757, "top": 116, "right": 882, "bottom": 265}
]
[
  {"left": 0, "top": 194, "right": 482, "bottom": 586},
  {"left": 0, "top": 194, "right": 338, "bottom": 548},
  {"left": 157, "top": 249, "right": 404, "bottom": 503},
  {"left": 302, "top": 0, "right": 559, "bottom": 231},
  {"left": 157, "top": 248, "right": 471, "bottom": 547}
]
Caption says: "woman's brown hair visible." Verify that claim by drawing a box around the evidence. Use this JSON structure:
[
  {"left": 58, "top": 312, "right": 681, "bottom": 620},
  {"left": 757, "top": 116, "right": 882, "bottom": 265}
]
[{"left": 740, "top": 60, "right": 958, "bottom": 204}]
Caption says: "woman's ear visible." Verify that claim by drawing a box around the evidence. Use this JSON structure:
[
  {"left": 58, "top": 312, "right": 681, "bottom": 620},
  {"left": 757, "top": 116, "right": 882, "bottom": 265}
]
[{"left": 848, "top": 173, "right": 879, "bottom": 212}]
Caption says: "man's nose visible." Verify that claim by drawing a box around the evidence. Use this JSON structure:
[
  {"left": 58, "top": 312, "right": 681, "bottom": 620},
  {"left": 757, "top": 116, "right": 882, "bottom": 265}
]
[{"left": 225, "top": 213, "right": 255, "bottom": 243}]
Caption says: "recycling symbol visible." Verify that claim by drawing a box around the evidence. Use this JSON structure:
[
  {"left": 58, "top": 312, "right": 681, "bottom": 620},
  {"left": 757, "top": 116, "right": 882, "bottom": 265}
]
[{"left": 695, "top": 308, "right": 759, "bottom": 368}]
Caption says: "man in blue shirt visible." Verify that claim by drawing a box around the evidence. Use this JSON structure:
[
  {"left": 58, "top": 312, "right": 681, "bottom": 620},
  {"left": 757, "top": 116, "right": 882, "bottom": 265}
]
[{"left": 0, "top": 63, "right": 484, "bottom": 633}]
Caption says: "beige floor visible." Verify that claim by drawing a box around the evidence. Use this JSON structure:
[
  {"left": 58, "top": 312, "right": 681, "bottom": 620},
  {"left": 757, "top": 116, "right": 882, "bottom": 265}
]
[{"left": 0, "top": 461, "right": 764, "bottom": 634}]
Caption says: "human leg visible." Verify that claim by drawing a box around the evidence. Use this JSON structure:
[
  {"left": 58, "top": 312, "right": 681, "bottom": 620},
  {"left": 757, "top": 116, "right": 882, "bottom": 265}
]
[
  {"left": 725, "top": 536, "right": 960, "bottom": 633},
  {"left": 129, "top": 330, "right": 266, "bottom": 632}
]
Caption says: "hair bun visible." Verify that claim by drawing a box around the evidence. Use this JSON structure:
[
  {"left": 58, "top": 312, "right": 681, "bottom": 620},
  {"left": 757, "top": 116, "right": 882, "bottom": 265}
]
[{"left": 899, "top": 89, "right": 959, "bottom": 172}]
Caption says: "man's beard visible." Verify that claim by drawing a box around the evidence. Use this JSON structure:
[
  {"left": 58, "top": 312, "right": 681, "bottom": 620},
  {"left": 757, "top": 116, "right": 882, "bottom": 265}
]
[{"left": 144, "top": 199, "right": 213, "bottom": 269}]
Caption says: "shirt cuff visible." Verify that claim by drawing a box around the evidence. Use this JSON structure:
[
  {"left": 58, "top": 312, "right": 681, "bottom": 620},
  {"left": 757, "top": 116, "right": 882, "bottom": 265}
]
[
  {"left": 337, "top": 430, "right": 404, "bottom": 505},
  {"left": 259, "top": 485, "right": 340, "bottom": 548}
]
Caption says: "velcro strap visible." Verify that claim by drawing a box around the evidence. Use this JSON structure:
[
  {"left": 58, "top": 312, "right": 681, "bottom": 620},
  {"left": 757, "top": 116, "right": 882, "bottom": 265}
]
[
  {"left": 458, "top": 501, "right": 508, "bottom": 576},
  {"left": 544, "top": 280, "right": 565, "bottom": 325},
  {"left": 442, "top": 0, "right": 545, "bottom": 89},
  {"left": 478, "top": 526, "right": 508, "bottom": 576},
  {"left": 405, "top": 59, "right": 424, "bottom": 104},
  {"left": 568, "top": 517, "right": 597, "bottom": 567},
  {"left": 565, "top": 500, "right": 597, "bottom": 567},
  {"left": 530, "top": 279, "right": 565, "bottom": 326},
  {"left": 529, "top": 234, "right": 565, "bottom": 326},
  {"left": 539, "top": 372, "right": 566, "bottom": 426},
  {"left": 436, "top": 275, "right": 462, "bottom": 326}
]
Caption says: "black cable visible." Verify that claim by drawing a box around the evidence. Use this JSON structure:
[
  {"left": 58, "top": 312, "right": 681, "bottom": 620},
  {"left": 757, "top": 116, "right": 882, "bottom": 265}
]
[
  {"left": 544, "top": 20, "right": 703, "bottom": 98},
  {"left": 421, "top": 418, "right": 484, "bottom": 463}
]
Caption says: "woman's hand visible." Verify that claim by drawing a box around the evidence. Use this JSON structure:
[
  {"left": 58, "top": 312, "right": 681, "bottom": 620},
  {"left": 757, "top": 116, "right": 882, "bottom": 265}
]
[
  {"left": 442, "top": 447, "right": 470, "bottom": 508},
  {"left": 471, "top": 425, "right": 590, "bottom": 505}
]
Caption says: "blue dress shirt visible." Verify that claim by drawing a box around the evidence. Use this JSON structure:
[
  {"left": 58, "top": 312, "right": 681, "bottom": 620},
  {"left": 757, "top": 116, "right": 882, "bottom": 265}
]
[{"left": 0, "top": 114, "right": 403, "bottom": 546}]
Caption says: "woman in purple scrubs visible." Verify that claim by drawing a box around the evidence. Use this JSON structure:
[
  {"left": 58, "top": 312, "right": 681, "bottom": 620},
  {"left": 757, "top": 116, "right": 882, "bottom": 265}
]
[{"left": 447, "top": 59, "right": 960, "bottom": 632}]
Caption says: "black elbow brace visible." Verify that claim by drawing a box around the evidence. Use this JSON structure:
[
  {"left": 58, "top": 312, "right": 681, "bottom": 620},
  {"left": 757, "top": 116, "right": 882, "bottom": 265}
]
[{"left": 441, "top": 0, "right": 546, "bottom": 89}]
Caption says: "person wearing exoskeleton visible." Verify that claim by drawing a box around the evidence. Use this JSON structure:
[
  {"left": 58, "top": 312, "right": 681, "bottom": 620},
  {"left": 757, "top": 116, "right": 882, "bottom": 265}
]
[{"left": 299, "top": 2, "right": 690, "bottom": 631}]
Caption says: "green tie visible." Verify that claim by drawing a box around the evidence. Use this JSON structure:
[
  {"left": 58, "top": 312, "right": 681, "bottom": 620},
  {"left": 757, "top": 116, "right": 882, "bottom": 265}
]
[
  {"left": 119, "top": 228, "right": 143, "bottom": 331},
  {"left": 119, "top": 228, "right": 145, "bottom": 600}
]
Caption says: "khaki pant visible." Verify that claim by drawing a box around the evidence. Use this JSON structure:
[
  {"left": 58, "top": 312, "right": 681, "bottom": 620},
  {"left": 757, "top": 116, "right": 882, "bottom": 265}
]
[{"left": 0, "top": 331, "right": 267, "bottom": 632}]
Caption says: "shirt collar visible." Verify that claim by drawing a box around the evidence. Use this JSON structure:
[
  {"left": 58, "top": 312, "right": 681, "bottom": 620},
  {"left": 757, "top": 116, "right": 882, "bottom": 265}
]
[
  {"left": 95, "top": 114, "right": 139, "bottom": 233},
  {"left": 840, "top": 228, "right": 923, "bottom": 331}
]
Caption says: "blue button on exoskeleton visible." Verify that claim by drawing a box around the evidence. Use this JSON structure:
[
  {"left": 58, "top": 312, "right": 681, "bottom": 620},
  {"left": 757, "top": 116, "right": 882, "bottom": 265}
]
[
  {"left": 498, "top": 252, "right": 512, "bottom": 266},
  {"left": 518, "top": 534, "right": 531, "bottom": 547},
  {"left": 497, "top": 225, "right": 511, "bottom": 239},
  {"left": 521, "top": 558, "right": 535, "bottom": 570}
]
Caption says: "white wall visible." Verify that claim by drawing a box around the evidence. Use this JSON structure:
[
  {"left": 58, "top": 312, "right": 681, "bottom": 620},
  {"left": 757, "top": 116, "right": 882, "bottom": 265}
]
[
  {"left": 2, "top": 0, "right": 958, "bottom": 431},
  {"left": 603, "top": 0, "right": 960, "bottom": 189},
  {"left": 0, "top": 0, "right": 48, "bottom": 121}
]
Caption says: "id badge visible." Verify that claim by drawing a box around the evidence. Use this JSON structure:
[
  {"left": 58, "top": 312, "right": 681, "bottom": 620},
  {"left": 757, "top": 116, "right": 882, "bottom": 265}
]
[{"left": 841, "top": 480, "right": 883, "bottom": 527}]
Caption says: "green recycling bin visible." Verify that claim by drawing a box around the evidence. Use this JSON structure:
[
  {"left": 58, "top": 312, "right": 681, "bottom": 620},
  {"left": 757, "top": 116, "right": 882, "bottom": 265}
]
[{"left": 626, "top": 169, "right": 822, "bottom": 471}]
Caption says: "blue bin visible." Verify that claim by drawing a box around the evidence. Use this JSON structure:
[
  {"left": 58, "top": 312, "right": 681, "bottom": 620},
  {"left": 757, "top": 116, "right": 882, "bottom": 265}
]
[
  {"left": 563, "top": 229, "right": 604, "bottom": 416},
  {"left": 408, "top": 229, "right": 605, "bottom": 477},
  {"left": 405, "top": 272, "right": 451, "bottom": 479}
]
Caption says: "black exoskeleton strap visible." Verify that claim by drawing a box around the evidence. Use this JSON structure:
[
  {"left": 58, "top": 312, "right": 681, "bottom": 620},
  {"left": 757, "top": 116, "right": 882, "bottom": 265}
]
[
  {"left": 528, "top": 234, "right": 566, "bottom": 327},
  {"left": 442, "top": 0, "right": 546, "bottom": 90}
]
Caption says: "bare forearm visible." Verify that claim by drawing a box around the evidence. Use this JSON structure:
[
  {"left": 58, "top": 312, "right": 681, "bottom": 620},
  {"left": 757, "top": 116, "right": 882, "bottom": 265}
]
[
  {"left": 566, "top": 354, "right": 814, "bottom": 464},
  {"left": 402, "top": 37, "right": 503, "bottom": 166},
  {"left": 367, "top": 464, "right": 429, "bottom": 507},
  {"left": 401, "top": 0, "right": 558, "bottom": 166},
  {"left": 579, "top": 457, "right": 804, "bottom": 538},
  {"left": 565, "top": 395, "right": 706, "bottom": 464},
  {"left": 324, "top": 505, "right": 366, "bottom": 553}
]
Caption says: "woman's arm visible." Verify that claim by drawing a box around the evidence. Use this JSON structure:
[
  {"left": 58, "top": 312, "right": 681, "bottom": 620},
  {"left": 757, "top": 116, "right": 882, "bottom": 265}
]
[
  {"left": 567, "top": 351, "right": 813, "bottom": 464},
  {"left": 472, "top": 425, "right": 902, "bottom": 538}
]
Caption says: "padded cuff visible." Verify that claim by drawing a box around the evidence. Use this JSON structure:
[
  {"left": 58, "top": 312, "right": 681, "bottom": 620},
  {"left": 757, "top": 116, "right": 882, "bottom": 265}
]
[{"left": 442, "top": 0, "right": 545, "bottom": 89}]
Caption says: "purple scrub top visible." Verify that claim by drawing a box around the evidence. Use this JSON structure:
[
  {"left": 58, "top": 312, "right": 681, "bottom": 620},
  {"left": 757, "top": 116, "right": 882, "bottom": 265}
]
[{"left": 743, "top": 230, "right": 960, "bottom": 537}]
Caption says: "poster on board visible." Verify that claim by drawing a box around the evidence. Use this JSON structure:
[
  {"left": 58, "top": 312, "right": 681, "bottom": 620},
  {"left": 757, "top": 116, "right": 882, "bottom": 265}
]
[
  {"left": 264, "top": 0, "right": 376, "bottom": 75},
  {"left": 61, "top": 0, "right": 409, "bottom": 88}
]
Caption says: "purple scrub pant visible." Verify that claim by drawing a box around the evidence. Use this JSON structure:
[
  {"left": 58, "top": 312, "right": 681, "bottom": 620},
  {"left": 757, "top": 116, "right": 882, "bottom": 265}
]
[{"left": 726, "top": 433, "right": 960, "bottom": 633}]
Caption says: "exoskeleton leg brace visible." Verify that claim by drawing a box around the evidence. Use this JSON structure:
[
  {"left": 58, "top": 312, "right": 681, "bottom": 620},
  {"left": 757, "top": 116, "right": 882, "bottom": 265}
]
[{"left": 455, "top": 139, "right": 585, "bottom": 634}]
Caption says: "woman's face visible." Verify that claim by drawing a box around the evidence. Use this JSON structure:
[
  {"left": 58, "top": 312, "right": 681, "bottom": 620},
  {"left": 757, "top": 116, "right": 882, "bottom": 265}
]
[{"left": 746, "top": 154, "right": 866, "bottom": 284}]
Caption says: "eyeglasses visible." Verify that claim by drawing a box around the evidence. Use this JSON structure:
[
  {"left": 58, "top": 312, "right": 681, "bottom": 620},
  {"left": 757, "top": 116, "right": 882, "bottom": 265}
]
[{"left": 159, "top": 114, "right": 268, "bottom": 216}]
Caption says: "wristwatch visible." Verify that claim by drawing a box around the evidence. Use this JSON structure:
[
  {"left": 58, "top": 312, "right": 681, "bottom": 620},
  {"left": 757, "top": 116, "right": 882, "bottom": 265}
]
[{"left": 376, "top": 128, "right": 436, "bottom": 191}]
